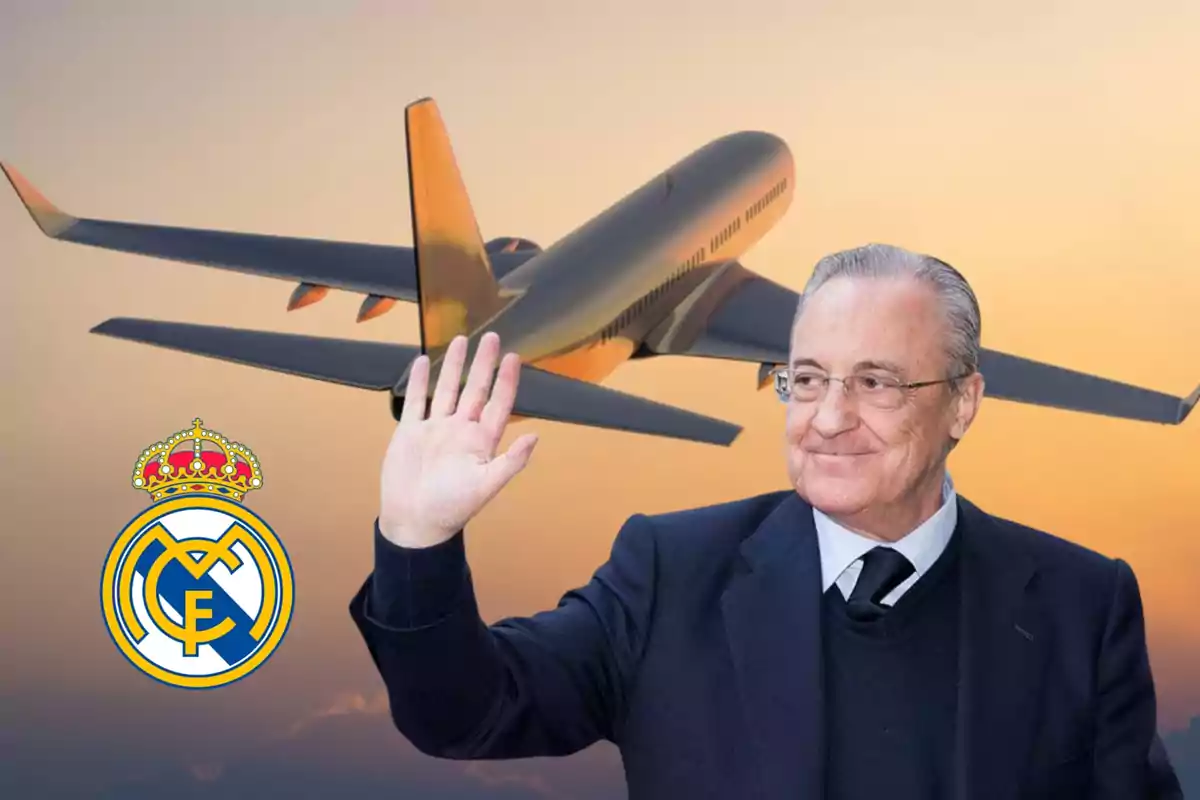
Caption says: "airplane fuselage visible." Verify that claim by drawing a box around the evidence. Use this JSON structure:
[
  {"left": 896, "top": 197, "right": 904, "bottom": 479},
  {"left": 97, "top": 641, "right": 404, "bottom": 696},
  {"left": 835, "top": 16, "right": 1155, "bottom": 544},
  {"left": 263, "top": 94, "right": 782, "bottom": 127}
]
[
  {"left": 8, "top": 94, "right": 1193, "bottom": 440},
  {"left": 484, "top": 131, "right": 795, "bottom": 382}
]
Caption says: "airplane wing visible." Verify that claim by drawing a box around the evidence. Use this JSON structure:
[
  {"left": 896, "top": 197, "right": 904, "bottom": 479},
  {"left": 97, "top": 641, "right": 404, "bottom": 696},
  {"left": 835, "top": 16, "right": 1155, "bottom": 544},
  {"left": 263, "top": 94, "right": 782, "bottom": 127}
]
[
  {"left": 90, "top": 318, "right": 741, "bottom": 446},
  {"left": 509, "top": 365, "right": 740, "bottom": 445},
  {"left": 643, "top": 260, "right": 1199, "bottom": 426},
  {"left": 1, "top": 162, "right": 537, "bottom": 319}
]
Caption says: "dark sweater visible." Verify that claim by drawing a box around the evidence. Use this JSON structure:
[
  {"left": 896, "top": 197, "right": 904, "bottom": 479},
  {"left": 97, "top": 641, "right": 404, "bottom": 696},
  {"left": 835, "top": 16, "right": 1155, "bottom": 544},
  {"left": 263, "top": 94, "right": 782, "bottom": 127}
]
[{"left": 823, "top": 528, "right": 962, "bottom": 800}]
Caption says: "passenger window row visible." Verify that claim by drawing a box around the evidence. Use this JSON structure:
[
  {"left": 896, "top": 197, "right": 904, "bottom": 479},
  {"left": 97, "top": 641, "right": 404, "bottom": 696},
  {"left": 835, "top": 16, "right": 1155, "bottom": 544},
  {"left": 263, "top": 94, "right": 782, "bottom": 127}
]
[
  {"left": 709, "top": 175, "right": 789, "bottom": 255},
  {"left": 745, "top": 176, "right": 788, "bottom": 224},
  {"left": 600, "top": 245, "right": 706, "bottom": 343},
  {"left": 600, "top": 174, "right": 789, "bottom": 343},
  {"left": 711, "top": 216, "right": 741, "bottom": 253}
]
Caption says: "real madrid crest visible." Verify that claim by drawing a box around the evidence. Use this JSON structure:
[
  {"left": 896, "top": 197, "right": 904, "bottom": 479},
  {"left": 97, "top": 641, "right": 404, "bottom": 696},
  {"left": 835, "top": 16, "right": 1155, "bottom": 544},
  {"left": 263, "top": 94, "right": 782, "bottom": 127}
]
[{"left": 100, "top": 418, "right": 294, "bottom": 689}]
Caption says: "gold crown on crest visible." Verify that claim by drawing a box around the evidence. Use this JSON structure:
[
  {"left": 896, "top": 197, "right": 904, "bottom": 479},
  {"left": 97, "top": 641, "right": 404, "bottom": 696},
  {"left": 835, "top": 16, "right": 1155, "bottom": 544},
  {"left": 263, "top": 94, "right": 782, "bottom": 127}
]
[{"left": 132, "top": 418, "right": 263, "bottom": 502}]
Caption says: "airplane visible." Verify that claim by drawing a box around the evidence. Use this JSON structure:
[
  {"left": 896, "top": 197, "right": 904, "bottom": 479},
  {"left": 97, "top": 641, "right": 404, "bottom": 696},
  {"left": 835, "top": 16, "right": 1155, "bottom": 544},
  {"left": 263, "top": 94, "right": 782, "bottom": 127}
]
[{"left": 2, "top": 97, "right": 1197, "bottom": 446}]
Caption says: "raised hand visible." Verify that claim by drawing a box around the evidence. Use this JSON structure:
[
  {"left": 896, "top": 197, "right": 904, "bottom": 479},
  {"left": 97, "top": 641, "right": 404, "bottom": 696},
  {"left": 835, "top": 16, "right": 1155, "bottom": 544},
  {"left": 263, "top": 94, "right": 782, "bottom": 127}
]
[{"left": 378, "top": 332, "right": 539, "bottom": 548}]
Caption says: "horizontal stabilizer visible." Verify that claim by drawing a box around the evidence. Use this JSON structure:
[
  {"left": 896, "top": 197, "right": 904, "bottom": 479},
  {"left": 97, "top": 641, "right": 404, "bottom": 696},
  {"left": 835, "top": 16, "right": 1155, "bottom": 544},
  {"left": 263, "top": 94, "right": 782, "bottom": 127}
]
[
  {"left": 507, "top": 367, "right": 742, "bottom": 446},
  {"left": 978, "top": 350, "right": 1198, "bottom": 425},
  {"left": 89, "top": 317, "right": 419, "bottom": 389}
]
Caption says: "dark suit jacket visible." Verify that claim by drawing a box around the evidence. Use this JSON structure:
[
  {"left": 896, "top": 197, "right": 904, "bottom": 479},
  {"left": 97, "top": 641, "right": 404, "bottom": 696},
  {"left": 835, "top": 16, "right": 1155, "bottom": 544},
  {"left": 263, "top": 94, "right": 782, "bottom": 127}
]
[{"left": 349, "top": 490, "right": 1182, "bottom": 799}]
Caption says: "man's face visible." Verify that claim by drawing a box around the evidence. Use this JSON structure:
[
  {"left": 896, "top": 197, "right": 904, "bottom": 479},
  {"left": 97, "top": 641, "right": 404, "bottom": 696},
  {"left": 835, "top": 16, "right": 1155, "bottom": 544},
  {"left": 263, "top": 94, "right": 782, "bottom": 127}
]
[{"left": 784, "top": 275, "right": 983, "bottom": 521}]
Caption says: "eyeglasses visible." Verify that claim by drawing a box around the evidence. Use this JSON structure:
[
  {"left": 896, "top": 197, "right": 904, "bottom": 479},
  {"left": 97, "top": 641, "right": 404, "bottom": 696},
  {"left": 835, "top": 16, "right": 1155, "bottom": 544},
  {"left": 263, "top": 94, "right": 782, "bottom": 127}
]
[{"left": 768, "top": 366, "right": 970, "bottom": 410}]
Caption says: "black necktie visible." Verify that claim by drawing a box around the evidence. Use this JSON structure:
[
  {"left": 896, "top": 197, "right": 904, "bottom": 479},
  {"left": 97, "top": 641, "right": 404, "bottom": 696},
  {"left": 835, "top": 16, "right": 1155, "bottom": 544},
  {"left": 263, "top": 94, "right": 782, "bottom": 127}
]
[{"left": 845, "top": 547, "right": 915, "bottom": 621}]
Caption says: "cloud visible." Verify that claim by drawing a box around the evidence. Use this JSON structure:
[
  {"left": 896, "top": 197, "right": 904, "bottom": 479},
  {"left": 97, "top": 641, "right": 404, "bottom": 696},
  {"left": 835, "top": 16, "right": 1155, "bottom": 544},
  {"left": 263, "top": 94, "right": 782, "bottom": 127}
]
[
  {"left": 102, "top": 687, "right": 626, "bottom": 800},
  {"left": 188, "top": 763, "right": 224, "bottom": 783},
  {"left": 178, "top": 690, "right": 393, "bottom": 788},
  {"left": 1163, "top": 716, "right": 1199, "bottom": 798},
  {"left": 277, "top": 690, "right": 389, "bottom": 740},
  {"left": 266, "top": 689, "right": 582, "bottom": 798},
  {"left": 461, "top": 762, "right": 566, "bottom": 799}
]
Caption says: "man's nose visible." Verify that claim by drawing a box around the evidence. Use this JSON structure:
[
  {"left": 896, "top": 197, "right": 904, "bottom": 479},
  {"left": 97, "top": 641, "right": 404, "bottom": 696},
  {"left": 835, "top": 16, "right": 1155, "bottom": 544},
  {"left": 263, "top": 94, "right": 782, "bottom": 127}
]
[{"left": 809, "top": 382, "right": 858, "bottom": 436}]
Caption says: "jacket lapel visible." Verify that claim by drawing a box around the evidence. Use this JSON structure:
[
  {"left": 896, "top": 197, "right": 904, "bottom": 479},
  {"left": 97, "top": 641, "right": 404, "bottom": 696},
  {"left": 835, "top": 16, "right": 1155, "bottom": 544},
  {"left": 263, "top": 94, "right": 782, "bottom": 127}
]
[
  {"left": 954, "top": 496, "right": 1047, "bottom": 800},
  {"left": 721, "top": 491, "right": 824, "bottom": 800}
]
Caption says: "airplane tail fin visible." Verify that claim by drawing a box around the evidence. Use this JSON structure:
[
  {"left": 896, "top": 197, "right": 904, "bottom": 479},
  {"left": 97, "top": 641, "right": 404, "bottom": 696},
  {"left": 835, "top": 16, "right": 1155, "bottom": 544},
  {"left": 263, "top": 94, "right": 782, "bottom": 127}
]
[{"left": 405, "top": 98, "right": 509, "bottom": 362}]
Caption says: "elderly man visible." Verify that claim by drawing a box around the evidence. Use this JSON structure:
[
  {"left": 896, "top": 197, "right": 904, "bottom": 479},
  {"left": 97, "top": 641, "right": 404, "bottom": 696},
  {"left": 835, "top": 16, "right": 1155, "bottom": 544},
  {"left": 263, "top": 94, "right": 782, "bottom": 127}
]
[{"left": 349, "top": 244, "right": 1180, "bottom": 799}]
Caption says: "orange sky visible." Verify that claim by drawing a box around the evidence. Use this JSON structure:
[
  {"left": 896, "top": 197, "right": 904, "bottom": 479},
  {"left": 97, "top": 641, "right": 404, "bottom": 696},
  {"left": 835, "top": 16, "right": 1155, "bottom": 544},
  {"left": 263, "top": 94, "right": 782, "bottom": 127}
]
[{"left": 1, "top": 1, "right": 1197, "bottom": 796}]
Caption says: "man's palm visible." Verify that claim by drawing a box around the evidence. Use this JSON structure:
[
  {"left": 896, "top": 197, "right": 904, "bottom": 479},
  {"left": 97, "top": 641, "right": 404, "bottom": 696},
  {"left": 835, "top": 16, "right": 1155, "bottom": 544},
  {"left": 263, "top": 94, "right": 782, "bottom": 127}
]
[{"left": 379, "top": 332, "right": 538, "bottom": 548}]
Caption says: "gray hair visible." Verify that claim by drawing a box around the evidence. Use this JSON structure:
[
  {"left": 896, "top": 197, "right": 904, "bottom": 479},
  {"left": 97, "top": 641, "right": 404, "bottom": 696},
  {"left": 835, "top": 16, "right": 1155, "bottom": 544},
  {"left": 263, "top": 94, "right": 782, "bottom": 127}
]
[{"left": 792, "top": 243, "right": 981, "bottom": 387}]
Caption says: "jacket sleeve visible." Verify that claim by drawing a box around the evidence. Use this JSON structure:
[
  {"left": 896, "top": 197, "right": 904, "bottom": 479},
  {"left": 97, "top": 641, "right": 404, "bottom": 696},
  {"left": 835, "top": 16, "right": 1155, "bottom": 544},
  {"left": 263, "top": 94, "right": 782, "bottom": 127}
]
[
  {"left": 1091, "top": 557, "right": 1165, "bottom": 799},
  {"left": 347, "top": 513, "right": 658, "bottom": 760}
]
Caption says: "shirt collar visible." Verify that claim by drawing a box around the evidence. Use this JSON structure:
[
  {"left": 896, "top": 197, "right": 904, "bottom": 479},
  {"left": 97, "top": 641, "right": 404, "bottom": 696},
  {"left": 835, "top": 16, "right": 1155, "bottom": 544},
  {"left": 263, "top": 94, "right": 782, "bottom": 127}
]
[{"left": 812, "top": 473, "right": 958, "bottom": 593}]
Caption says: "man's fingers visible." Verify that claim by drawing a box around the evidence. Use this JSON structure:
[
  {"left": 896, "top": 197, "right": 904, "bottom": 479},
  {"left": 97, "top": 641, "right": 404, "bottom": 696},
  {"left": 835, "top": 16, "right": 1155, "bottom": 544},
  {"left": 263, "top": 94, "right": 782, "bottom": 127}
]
[
  {"left": 429, "top": 336, "right": 468, "bottom": 417},
  {"left": 482, "top": 432, "right": 538, "bottom": 496},
  {"left": 456, "top": 332, "right": 500, "bottom": 421},
  {"left": 399, "top": 355, "right": 429, "bottom": 426},
  {"left": 481, "top": 352, "right": 522, "bottom": 442}
]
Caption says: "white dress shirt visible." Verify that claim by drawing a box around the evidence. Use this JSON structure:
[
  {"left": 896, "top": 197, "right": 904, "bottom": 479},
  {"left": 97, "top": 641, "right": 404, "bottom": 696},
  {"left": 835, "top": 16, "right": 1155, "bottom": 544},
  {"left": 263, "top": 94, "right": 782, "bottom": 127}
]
[{"left": 813, "top": 474, "right": 958, "bottom": 606}]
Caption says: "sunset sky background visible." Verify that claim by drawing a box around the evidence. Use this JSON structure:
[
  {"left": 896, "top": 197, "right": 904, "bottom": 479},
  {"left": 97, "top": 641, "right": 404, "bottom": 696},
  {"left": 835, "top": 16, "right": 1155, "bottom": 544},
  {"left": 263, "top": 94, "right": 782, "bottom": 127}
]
[{"left": 2, "top": 1, "right": 1197, "bottom": 797}]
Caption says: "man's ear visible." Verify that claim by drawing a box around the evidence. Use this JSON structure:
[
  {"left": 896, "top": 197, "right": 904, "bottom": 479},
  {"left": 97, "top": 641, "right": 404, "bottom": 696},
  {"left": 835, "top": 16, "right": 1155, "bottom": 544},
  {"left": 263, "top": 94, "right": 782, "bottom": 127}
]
[{"left": 949, "top": 371, "right": 985, "bottom": 442}]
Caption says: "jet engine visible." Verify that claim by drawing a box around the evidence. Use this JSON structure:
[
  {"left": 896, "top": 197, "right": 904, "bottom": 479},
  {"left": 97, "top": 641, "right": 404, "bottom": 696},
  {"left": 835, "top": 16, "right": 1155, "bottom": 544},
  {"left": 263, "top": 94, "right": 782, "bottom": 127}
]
[{"left": 484, "top": 237, "right": 541, "bottom": 254}]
